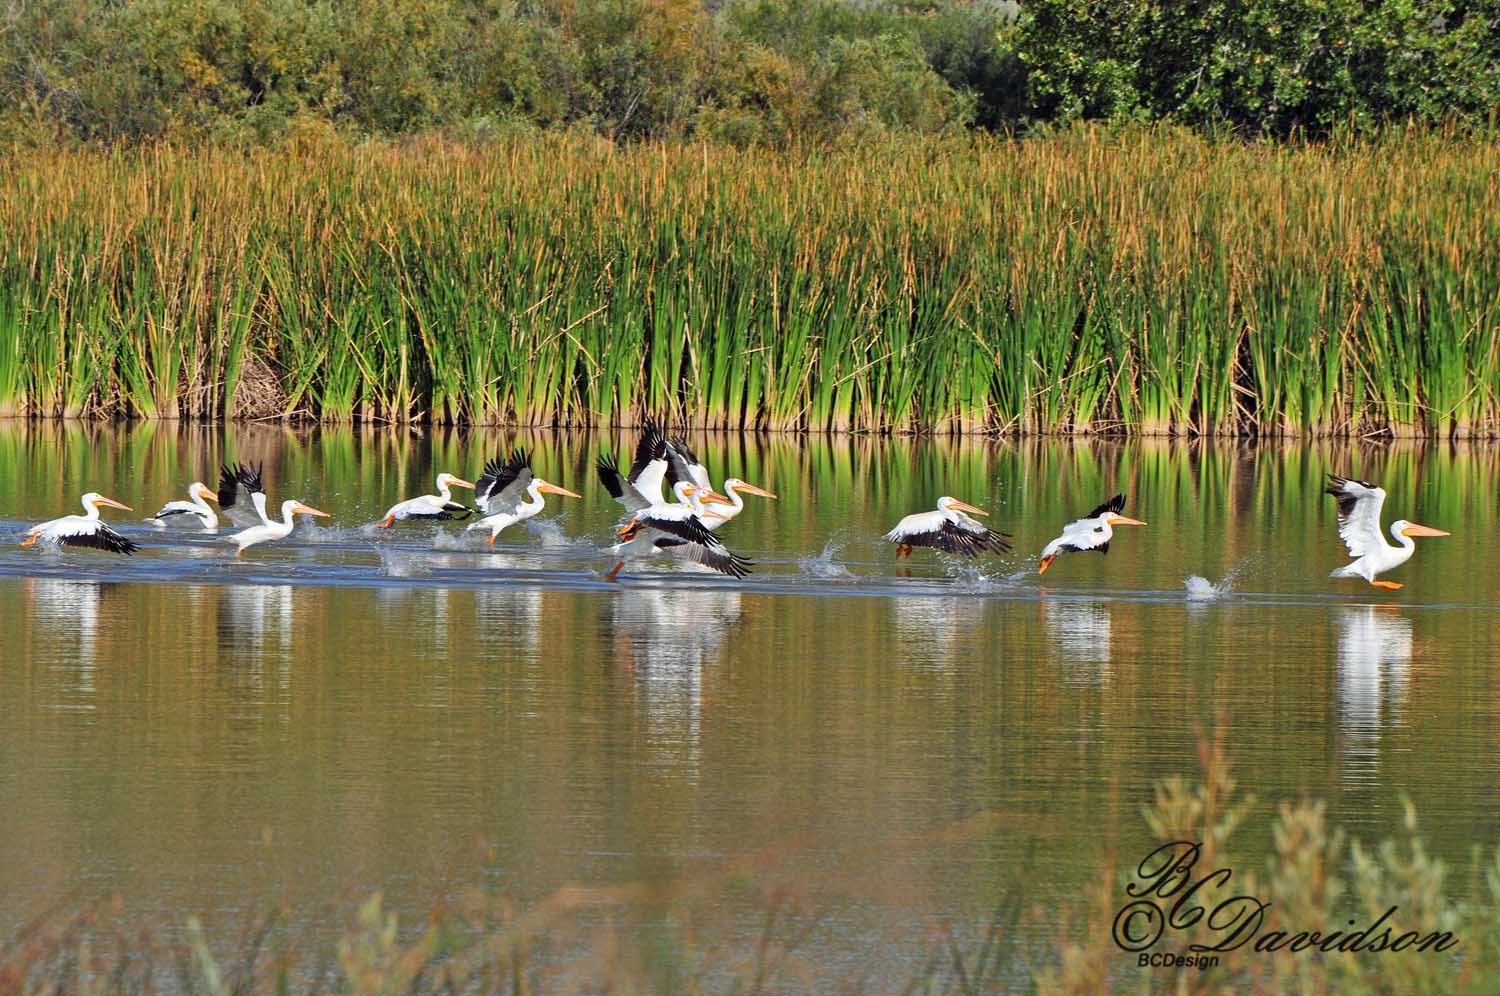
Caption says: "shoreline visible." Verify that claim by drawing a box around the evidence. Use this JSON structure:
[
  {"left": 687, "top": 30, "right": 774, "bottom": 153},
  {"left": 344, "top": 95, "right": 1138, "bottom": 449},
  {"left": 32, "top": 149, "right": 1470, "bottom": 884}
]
[{"left": 0, "top": 413, "right": 1493, "bottom": 440}]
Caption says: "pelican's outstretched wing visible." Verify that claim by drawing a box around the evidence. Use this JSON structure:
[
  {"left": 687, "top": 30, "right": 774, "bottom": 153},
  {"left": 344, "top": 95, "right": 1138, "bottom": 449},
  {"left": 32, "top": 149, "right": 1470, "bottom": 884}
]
[
  {"left": 631, "top": 508, "right": 720, "bottom": 548},
  {"left": 886, "top": 510, "right": 1011, "bottom": 557},
  {"left": 152, "top": 501, "right": 200, "bottom": 521},
  {"left": 598, "top": 426, "right": 668, "bottom": 513},
  {"left": 930, "top": 518, "right": 1012, "bottom": 556},
  {"left": 218, "top": 463, "right": 267, "bottom": 528},
  {"left": 1326, "top": 476, "right": 1387, "bottom": 559},
  {"left": 664, "top": 438, "right": 713, "bottom": 492},
  {"left": 629, "top": 507, "right": 752, "bottom": 579},
  {"left": 46, "top": 520, "right": 139, "bottom": 555},
  {"left": 686, "top": 543, "right": 753, "bottom": 579},
  {"left": 1082, "top": 493, "right": 1126, "bottom": 521},
  {"left": 627, "top": 422, "right": 669, "bottom": 505},
  {"left": 476, "top": 449, "right": 533, "bottom": 516}
]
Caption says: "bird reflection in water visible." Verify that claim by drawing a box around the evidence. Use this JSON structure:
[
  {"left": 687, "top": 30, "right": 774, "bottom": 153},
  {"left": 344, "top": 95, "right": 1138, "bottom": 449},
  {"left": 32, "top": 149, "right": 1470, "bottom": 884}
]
[
  {"left": 1335, "top": 606, "right": 1412, "bottom": 783},
  {"left": 610, "top": 588, "right": 743, "bottom": 776},
  {"left": 25, "top": 579, "right": 116, "bottom": 706},
  {"left": 890, "top": 595, "right": 986, "bottom": 668},
  {"left": 1044, "top": 599, "right": 1113, "bottom": 682},
  {"left": 217, "top": 584, "right": 295, "bottom": 656},
  {"left": 473, "top": 587, "right": 542, "bottom": 658},
  {"left": 375, "top": 585, "right": 451, "bottom": 658}
]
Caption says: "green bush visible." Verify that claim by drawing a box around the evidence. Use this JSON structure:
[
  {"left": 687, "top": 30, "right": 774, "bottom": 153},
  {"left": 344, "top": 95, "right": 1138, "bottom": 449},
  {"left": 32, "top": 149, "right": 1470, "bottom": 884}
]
[
  {"left": 1018, "top": 0, "right": 1500, "bottom": 137},
  {"left": 0, "top": 1, "right": 1496, "bottom": 147}
]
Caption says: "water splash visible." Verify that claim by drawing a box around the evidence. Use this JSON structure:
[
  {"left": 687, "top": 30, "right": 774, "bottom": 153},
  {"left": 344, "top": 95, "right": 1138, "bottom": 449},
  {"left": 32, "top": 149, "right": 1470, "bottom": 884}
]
[
  {"left": 296, "top": 522, "right": 353, "bottom": 545},
  {"left": 431, "top": 529, "right": 478, "bottom": 551},
  {"left": 525, "top": 518, "right": 585, "bottom": 548},
  {"left": 1184, "top": 558, "right": 1253, "bottom": 601},
  {"left": 377, "top": 546, "right": 431, "bottom": 578},
  {"left": 1184, "top": 575, "right": 1228, "bottom": 600},
  {"left": 798, "top": 539, "right": 854, "bottom": 579},
  {"left": 947, "top": 561, "right": 1026, "bottom": 593}
]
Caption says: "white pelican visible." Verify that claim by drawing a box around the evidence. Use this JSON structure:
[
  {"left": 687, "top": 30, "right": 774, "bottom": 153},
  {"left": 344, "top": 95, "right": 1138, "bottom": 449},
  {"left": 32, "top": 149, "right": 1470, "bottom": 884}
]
[
  {"left": 606, "top": 481, "right": 750, "bottom": 581},
  {"left": 1326, "top": 475, "right": 1448, "bottom": 590},
  {"left": 218, "top": 463, "right": 269, "bottom": 529},
  {"left": 150, "top": 482, "right": 219, "bottom": 531},
  {"left": 377, "top": 472, "right": 477, "bottom": 528},
  {"left": 884, "top": 497, "right": 1011, "bottom": 559},
  {"left": 466, "top": 449, "right": 581, "bottom": 545},
  {"left": 597, "top": 424, "right": 671, "bottom": 513},
  {"left": 663, "top": 437, "right": 777, "bottom": 529},
  {"left": 22, "top": 493, "right": 139, "bottom": 554},
  {"left": 1038, "top": 494, "right": 1146, "bottom": 574},
  {"left": 226, "top": 499, "right": 330, "bottom": 558}
]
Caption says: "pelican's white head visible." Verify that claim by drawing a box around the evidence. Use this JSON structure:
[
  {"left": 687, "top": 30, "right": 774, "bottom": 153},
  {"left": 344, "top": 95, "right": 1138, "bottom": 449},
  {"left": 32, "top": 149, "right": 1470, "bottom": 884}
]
[
  {"left": 82, "top": 492, "right": 133, "bottom": 513},
  {"left": 724, "top": 479, "right": 778, "bottom": 500},
  {"left": 673, "top": 481, "right": 698, "bottom": 503},
  {"left": 1391, "top": 519, "right": 1449, "bottom": 541},
  {"left": 286, "top": 500, "right": 330, "bottom": 519},
  {"left": 192, "top": 482, "right": 218, "bottom": 503},
  {"left": 937, "top": 496, "right": 989, "bottom": 516},
  {"left": 532, "top": 479, "right": 581, "bottom": 499},
  {"left": 437, "top": 472, "right": 476, "bottom": 491}
]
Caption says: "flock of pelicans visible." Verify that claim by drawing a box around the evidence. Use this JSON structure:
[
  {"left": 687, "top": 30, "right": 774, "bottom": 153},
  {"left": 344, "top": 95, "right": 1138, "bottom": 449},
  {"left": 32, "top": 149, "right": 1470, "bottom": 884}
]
[{"left": 17, "top": 426, "right": 1450, "bottom": 589}]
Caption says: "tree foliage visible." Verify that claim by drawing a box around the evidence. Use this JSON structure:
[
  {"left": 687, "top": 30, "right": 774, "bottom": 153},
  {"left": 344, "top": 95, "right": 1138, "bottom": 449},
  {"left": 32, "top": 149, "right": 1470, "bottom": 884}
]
[
  {"left": 0, "top": 0, "right": 1494, "bottom": 145},
  {"left": 1018, "top": 0, "right": 1500, "bottom": 137}
]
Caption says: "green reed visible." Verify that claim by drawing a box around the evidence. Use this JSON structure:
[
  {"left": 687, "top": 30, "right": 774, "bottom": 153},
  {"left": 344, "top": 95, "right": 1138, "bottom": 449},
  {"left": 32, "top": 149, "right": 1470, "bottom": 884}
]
[{"left": 0, "top": 128, "right": 1495, "bottom": 436}]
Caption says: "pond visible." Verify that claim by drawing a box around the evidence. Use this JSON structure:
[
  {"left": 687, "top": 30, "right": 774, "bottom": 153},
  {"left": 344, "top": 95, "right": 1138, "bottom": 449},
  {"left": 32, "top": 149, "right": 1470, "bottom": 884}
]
[{"left": 1, "top": 423, "right": 1496, "bottom": 986}]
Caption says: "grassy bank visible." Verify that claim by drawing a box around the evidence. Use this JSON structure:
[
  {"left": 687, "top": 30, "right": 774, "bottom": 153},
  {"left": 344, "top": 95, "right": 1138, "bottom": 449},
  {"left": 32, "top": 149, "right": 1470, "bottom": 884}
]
[{"left": 0, "top": 128, "right": 1496, "bottom": 435}]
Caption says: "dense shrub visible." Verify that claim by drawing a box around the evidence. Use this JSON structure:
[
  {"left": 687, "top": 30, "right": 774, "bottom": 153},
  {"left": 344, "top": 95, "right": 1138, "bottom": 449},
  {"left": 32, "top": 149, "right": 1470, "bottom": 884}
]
[
  {"left": 0, "top": 0, "right": 1494, "bottom": 146},
  {"left": 1017, "top": 0, "right": 1500, "bottom": 137}
]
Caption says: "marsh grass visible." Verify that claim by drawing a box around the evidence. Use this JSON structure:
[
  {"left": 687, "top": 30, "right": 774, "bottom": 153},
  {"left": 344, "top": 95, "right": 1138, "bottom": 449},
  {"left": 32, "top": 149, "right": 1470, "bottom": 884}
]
[
  {"left": 1041, "top": 725, "right": 1500, "bottom": 996},
  {"left": 0, "top": 128, "right": 1496, "bottom": 436}
]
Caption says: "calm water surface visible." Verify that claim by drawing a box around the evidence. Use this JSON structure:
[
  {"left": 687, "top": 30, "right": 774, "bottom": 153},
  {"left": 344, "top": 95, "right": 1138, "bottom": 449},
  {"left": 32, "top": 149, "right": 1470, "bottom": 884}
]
[{"left": 2, "top": 423, "right": 1498, "bottom": 982}]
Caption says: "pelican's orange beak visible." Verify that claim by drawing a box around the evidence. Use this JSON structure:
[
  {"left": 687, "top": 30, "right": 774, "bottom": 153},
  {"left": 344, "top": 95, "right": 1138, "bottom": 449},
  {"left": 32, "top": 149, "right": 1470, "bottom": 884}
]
[
  {"left": 94, "top": 496, "right": 133, "bottom": 512},
  {"left": 197, "top": 486, "right": 219, "bottom": 503},
  {"left": 736, "top": 483, "right": 778, "bottom": 500},
  {"left": 538, "top": 482, "right": 581, "bottom": 499},
  {"left": 294, "top": 504, "right": 330, "bottom": 518},
  {"left": 700, "top": 491, "right": 735, "bottom": 506},
  {"left": 1109, "top": 514, "right": 1147, "bottom": 526},
  {"left": 449, "top": 477, "right": 476, "bottom": 490},
  {"left": 1402, "top": 523, "right": 1449, "bottom": 538},
  {"left": 1039, "top": 554, "right": 1056, "bottom": 574},
  {"left": 950, "top": 500, "right": 989, "bottom": 517}
]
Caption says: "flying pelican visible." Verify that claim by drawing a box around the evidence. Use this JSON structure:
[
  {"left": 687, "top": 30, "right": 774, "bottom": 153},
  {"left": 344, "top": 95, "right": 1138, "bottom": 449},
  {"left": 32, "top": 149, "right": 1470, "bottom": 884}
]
[
  {"left": 663, "top": 437, "right": 777, "bottom": 529},
  {"left": 377, "top": 472, "right": 477, "bottom": 528},
  {"left": 226, "top": 499, "right": 330, "bottom": 558},
  {"left": 1326, "top": 475, "right": 1448, "bottom": 590},
  {"left": 597, "top": 423, "right": 671, "bottom": 514},
  {"left": 606, "top": 481, "right": 750, "bottom": 581},
  {"left": 218, "top": 463, "right": 269, "bottom": 529},
  {"left": 150, "top": 482, "right": 219, "bottom": 531},
  {"left": 466, "top": 449, "right": 580, "bottom": 545},
  {"left": 1038, "top": 494, "right": 1146, "bottom": 574},
  {"left": 884, "top": 497, "right": 1012, "bottom": 559},
  {"left": 22, "top": 493, "right": 139, "bottom": 554}
]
